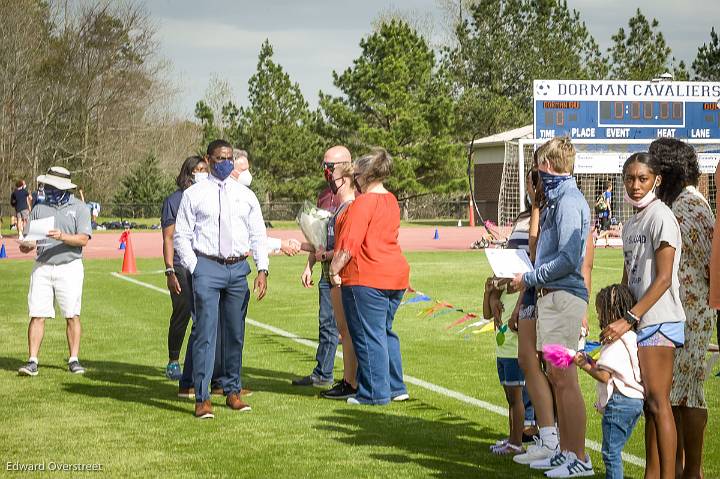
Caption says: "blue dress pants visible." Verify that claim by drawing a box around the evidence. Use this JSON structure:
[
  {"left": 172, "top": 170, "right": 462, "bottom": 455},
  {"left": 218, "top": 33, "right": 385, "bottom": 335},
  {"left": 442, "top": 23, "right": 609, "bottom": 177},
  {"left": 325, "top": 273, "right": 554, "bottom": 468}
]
[{"left": 191, "top": 257, "right": 250, "bottom": 402}]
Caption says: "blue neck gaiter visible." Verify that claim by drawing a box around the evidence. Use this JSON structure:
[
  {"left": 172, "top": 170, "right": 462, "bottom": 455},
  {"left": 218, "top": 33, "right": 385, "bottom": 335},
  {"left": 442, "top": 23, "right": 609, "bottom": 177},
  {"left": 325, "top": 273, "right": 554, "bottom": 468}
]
[
  {"left": 45, "top": 186, "right": 70, "bottom": 206},
  {"left": 539, "top": 171, "right": 572, "bottom": 193},
  {"left": 211, "top": 160, "right": 234, "bottom": 181}
]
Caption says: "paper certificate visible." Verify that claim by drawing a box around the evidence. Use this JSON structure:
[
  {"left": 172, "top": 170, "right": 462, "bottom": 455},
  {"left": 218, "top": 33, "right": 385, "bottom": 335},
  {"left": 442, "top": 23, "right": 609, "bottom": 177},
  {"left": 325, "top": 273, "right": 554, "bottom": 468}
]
[
  {"left": 484, "top": 248, "right": 534, "bottom": 279},
  {"left": 23, "top": 216, "right": 55, "bottom": 241}
]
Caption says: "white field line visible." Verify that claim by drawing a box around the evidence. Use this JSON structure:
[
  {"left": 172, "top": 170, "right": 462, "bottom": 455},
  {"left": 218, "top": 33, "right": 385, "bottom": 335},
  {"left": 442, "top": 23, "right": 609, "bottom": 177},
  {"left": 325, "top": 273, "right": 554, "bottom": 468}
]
[{"left": 110, "top": 272, "right": 645, "bottom": 468}]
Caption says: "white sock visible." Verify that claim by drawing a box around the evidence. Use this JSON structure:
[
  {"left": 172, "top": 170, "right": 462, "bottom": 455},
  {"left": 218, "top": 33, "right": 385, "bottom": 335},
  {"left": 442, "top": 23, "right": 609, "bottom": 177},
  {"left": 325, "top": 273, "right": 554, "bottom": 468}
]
[
  {"left": 539, "top": 426, "right": 559, "bottom": 449},
  {"left": 68, "top": 356, "right": 78, "bottom": 363},
  {"left": 28, "top": 356, "right": 38, "bottom": 364}
]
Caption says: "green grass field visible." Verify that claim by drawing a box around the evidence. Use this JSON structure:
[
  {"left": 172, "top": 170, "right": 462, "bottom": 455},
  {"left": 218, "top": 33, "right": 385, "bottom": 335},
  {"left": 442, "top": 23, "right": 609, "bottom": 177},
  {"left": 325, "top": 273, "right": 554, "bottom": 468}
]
[{"left": 1, "top": 250, "right": 718, "bottom": 478}]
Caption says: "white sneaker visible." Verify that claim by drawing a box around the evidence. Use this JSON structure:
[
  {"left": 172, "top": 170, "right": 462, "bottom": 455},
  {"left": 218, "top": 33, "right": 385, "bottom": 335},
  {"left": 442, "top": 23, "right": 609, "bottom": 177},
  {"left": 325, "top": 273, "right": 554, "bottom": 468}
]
[
  {"left": 544, "top": 452, "right": 594, "bottom": 477},
  {"left": 346, "top": 397, "right": 361, "bottom": 405},
  {"left": 392, "top": 393, "right": 410, "bottom": 402},
  {"left": 530, "top": 449, "right": 568, "bottom": 470},
  {"left": 513, "top": 437, "right": 558, "bottom": 465}
]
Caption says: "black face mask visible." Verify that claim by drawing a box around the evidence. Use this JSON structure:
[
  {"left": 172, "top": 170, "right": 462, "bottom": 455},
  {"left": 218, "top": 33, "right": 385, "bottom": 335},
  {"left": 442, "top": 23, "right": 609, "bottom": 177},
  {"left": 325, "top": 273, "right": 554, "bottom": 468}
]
[{"left": 329, "top": 177, "right": 345, "bottom": 195}]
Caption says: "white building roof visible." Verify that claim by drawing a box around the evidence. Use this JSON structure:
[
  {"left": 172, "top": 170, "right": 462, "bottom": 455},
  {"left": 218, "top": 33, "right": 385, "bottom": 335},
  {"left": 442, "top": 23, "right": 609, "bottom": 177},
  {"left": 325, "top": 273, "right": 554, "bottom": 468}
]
[{"left": 470, "top": 125, "right": 533, "bottom": 148}]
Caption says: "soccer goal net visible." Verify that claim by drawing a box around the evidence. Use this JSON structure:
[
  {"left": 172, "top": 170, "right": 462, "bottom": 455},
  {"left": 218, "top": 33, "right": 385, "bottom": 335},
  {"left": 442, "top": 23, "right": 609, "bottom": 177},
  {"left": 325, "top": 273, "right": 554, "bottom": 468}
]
[{"left": 498, "top": 139, "right": 720, "bottom": 227}]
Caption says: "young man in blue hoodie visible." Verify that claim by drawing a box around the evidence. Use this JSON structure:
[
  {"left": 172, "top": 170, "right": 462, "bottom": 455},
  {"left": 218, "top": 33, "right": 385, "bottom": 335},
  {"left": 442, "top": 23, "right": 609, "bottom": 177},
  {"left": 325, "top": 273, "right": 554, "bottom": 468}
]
[{"left": 511, "top": 137, "right": 592, "bottom": 478}]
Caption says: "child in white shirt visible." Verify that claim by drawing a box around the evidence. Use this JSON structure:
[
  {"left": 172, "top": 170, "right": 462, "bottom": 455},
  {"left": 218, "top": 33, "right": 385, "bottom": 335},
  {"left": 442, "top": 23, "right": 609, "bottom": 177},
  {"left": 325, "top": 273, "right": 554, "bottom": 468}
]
[
  {"left": 484, "top": 276, "right": 525, "bottom": 456},
  {"left": 574, "top": 284, "right": 644, "bottom": 479}
]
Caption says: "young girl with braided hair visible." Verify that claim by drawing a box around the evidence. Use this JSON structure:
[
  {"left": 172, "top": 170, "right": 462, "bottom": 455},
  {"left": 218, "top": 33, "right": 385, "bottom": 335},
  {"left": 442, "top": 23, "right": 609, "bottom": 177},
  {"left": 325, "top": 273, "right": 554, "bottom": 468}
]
[{"left": 574, "top": 284, "right": 643, "bottom": 479}]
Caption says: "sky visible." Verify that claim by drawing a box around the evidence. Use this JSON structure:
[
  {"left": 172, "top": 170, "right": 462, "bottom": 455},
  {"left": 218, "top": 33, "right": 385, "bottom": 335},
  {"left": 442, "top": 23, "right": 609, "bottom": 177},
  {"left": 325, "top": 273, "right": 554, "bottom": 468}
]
[{"left": 145, "top": 0, "right": 720, "bottom": 119}]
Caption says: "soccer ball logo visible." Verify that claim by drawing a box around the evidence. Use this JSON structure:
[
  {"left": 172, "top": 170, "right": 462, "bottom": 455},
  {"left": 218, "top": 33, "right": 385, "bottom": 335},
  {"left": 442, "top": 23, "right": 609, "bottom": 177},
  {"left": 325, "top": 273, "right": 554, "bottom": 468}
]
[{"left": 535, "top": 82, "right": 551, "bottom": 97}]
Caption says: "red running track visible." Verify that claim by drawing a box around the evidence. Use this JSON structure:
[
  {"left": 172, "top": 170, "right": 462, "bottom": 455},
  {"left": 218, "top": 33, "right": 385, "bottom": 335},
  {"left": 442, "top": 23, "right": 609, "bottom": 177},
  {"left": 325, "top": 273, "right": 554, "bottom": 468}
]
[{"left": 0, "top": 227, "right": 491, "bottom": 261}]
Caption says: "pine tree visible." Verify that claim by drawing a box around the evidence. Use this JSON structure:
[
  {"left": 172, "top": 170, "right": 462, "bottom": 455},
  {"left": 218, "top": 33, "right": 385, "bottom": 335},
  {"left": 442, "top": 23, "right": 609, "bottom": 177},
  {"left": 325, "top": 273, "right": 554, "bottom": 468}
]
[
  {"left": 232, "top": 40, "right": 326, "bottom": 201},
  {"left": 320, "top": 20, "right": 464, "bottom": 197},
  {"left": 693, "top": 27, "right": 720, "bottom": 81},
  {"left": 606, "top": 9, "right": 685, "bottom": 81}
]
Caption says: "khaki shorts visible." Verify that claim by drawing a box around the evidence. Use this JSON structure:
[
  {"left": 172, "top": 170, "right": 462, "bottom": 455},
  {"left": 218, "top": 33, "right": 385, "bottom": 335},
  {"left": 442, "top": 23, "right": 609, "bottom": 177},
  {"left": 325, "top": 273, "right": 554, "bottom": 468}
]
[
  {"left": 536, "top": 290, "right": 586, "bottom": 351},
  {"left": 16, "top": 209, "right": 29, "bottom": 221},
  {"left": 28, "top": 259, "right": 84, "bottom": 318}
]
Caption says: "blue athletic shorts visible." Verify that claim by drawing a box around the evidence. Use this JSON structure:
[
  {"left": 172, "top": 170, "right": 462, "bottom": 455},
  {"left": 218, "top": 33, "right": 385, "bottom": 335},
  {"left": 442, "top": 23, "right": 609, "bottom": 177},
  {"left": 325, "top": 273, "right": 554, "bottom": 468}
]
[{"left": 637, "top": 322, "right": 685, "bottom": 348}]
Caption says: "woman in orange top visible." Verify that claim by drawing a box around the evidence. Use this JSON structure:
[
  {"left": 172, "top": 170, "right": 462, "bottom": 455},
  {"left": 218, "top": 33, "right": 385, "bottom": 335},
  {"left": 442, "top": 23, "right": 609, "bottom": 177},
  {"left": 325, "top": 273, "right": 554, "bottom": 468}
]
[{"left": 330, "top": 148, "right": 410, "bottom": 405}]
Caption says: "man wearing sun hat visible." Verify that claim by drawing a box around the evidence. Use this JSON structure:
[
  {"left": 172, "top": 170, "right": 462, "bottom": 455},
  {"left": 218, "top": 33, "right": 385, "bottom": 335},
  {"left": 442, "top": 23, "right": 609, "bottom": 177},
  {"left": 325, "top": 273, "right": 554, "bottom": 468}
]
[{"left": 17, "top": 166, "right": 92, "bottom": 377}]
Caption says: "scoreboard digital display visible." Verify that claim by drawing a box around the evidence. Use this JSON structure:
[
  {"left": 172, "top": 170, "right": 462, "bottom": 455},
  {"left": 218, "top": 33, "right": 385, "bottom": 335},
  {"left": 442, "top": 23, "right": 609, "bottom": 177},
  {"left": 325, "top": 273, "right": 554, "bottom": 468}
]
[{"left": 534, "top": 80, "right": 720, "bottom": 140}]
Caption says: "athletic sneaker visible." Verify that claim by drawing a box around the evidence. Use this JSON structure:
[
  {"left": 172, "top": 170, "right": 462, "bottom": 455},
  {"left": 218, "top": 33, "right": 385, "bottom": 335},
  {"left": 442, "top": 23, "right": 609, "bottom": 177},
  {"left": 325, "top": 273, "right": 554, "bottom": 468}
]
[
  {"left": 346, "top": 397, "right": 361, "bottom": 405},
  {"left": 491, "top": 442, "right": 524, "bottom": 456},
  {"left": 321, "top": 380, "right": 357, "bottom": 400},
  {"left": 544, "top": 452, "right": 594, "bottom": 477},
  {"left": 392, "top": 393, "right": 410, "bottom": 402},
  {"left": 165, "top": 361, "right": 182, "bottom": 380},
  {"left": 531, "top": 450, "right": 569, "bottom": 470},
  {"left": 513, "top": 437, "right": 558, "bottom": 465},
  {"left": 490, "top": 438, "right": 508, "bottom": 451},
  {"left": 291, "top": 374, "right": 333, "bottom": 388},
  {"left": 68, "top": 361, "right": 86, "bottom": 374},
  {"left": 18, "top": 361, "right": 38, "bottom": 376}
]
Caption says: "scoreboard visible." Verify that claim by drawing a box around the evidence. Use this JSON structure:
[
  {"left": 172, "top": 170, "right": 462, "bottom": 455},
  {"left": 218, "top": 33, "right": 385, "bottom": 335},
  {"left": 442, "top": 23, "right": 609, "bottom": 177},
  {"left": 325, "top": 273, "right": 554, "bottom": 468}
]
[{"left": 534, "top": 80, "right": 720, "bottom": 141}]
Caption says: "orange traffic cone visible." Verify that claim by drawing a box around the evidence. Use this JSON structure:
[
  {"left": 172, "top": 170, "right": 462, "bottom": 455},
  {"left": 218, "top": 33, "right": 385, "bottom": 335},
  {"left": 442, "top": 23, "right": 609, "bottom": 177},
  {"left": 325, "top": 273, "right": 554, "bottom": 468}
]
[{"left": 119, "top": 230, "right": 137, "bottom": 274}]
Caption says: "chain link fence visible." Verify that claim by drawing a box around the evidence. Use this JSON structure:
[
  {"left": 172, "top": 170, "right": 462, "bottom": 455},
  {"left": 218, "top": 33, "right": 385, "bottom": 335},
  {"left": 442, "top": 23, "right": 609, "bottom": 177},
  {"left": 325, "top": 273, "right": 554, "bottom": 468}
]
[{"left": 1, "top": 195, "right": 476, "bottom": 223}]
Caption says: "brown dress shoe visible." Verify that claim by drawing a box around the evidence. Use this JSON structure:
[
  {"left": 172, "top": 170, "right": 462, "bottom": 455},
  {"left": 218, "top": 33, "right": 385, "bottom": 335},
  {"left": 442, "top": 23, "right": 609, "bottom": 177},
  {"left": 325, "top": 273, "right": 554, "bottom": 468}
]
[
  {"left": 178, "top": 387, "right": 195, "bottom": 399},
  {"left": 226, "top": 392, "right": 251, "bottom": 411},
  {"left": 194, "top": 400, "right": 214, "bottom": 419},
  {"left": 240, "top": 388, "right": 253, "bottom": 397}
]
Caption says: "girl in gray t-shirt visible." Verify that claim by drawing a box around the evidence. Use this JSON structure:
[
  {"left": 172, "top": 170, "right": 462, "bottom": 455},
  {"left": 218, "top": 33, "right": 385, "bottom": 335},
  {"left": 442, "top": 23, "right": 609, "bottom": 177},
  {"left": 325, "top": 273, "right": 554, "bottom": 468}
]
[{"left": 601, "top": 152, "right": 684, "bottom": 479}]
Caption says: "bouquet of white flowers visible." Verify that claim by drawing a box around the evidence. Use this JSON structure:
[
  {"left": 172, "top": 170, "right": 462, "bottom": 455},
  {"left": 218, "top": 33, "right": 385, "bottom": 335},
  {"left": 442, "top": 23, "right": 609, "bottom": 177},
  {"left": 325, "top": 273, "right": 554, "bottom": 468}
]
[{"left": 296, "top": 201, "right": 332, "bottom": 251}]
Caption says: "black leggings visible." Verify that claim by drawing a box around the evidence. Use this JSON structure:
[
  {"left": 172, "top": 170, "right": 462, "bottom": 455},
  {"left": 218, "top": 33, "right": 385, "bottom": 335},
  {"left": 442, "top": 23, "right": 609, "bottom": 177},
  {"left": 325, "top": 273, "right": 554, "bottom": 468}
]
[{"left": 168, "top": 263, "right": 193, "bottom": 361}]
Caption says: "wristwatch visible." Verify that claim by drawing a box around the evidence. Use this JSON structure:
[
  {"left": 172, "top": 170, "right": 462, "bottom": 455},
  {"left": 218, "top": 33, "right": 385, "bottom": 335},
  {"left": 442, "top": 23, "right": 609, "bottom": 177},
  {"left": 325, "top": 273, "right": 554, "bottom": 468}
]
[
  {"left": 164, "top": 267, "right": 175, "bottom": 277},
  {"left": 623, "top": 310, "right": 639, "bottom": 326},
  {"left": 258, "top": 269, "right": 269, "bottom": 276}
]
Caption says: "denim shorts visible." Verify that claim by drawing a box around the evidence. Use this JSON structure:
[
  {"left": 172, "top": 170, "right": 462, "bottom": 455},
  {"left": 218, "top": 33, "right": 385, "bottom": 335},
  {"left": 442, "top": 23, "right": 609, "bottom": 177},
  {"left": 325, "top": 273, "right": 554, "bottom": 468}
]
[
  {"left": 496, "top": 357, "right": 525, "bottom": 386},
  {"left": 637, "top": 322, "right": 685, "bottom": 348}
]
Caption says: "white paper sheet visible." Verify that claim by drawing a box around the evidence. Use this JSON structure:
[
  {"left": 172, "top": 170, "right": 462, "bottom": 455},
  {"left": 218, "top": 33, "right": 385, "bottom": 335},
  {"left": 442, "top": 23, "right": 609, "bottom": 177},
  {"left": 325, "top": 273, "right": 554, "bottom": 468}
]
[
  {"left": 23, "top": 216, "right": 55, "bottom": 241},
  {"left": 484, "top": 248, "right": 534, "bottom": 279}
]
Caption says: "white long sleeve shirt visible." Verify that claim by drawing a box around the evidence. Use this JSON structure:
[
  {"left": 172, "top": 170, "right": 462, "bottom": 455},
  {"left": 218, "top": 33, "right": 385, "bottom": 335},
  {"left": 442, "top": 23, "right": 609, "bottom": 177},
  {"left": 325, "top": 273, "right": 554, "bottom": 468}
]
[{"left": 174, "top": 175, "right": 269, "bottom": 274}]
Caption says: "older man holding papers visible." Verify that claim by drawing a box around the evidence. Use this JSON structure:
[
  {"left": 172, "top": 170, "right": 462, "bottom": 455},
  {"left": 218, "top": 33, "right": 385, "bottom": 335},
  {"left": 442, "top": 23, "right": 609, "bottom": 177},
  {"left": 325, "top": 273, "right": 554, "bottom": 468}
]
[{"left": 18, "top": 167, "right": 92, "bottom": 377}]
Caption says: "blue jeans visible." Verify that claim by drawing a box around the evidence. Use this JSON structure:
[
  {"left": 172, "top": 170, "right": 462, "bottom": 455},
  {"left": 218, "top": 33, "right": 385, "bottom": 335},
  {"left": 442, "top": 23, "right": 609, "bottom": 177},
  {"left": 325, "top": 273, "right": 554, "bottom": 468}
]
[
  {"left": 601, "top": 392, "right": 644, "bottom": 479},
  {"left": 341, "top": 285, "right": 407, "bottom": 405},
  {"left": 191, "top": 257, "right": 251, "bottom": 402},
  {"left": 312, "top": 279, "right": 339, "bottom": 381}
]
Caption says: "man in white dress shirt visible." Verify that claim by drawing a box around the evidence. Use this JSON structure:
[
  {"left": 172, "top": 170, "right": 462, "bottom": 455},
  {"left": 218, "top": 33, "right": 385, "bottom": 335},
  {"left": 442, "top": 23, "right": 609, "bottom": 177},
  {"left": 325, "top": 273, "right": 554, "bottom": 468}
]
[
  {"left": 174, "top": 139, "right": 269, "bottom": 419},
  {"left": 231, "top": 149, "right": 301, "bottom": 255}
]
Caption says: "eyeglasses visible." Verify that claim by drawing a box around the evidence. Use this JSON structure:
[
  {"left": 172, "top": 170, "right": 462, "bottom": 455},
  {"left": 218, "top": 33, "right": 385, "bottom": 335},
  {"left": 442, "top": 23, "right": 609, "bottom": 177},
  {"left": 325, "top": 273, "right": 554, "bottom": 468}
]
[{"left": 212, "top": 156, "right": 233, "bottom": 162}]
